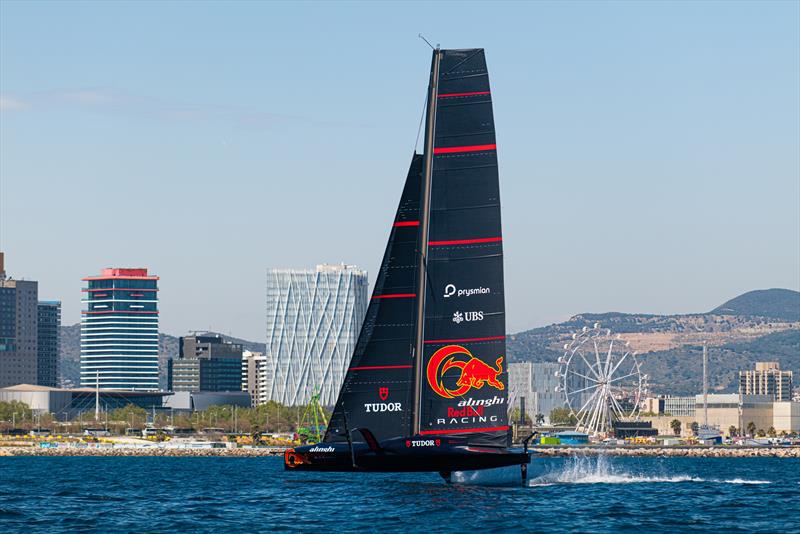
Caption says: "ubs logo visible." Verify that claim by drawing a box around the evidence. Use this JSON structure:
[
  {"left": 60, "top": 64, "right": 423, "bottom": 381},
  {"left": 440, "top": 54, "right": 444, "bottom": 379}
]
[{"left": 452, "top": 311, "right": 484, "bottom": 323}]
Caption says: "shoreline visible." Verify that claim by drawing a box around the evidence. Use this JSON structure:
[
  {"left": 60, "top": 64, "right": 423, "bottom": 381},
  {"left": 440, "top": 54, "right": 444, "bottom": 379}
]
[{"left": 1, "top": 445, "right": 798, "bottom": 458}]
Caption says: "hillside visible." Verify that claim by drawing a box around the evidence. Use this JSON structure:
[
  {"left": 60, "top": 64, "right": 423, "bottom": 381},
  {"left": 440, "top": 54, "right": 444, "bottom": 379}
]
[
  {"left": 711, "top": 288, "right": 800, "bottom": 321},
  {"left": 507, "top": 289, "right": 800, "bottom": 396}
]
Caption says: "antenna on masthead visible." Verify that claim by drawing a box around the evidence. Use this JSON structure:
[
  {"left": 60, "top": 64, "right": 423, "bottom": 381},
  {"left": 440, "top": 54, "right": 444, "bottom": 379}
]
[{"left": 418, "top": 34, "right": 436, "bottom": 50}]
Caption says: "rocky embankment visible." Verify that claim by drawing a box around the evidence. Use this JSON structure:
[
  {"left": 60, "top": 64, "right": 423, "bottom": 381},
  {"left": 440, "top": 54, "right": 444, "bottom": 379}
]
[
  {"left": 530, "top": 446, "right": 800, "bottom": 458},
  {"left": 2, "top": 445, "right": 799, "bottom": 458},
  {"left": 0, "top": 446, "right": 287, "bottom": 457}
]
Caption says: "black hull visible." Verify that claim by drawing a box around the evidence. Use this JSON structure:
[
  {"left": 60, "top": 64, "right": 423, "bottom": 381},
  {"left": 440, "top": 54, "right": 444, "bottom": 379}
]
[{"left": 284, "top": 436, "right": 530, "bottom": 473}]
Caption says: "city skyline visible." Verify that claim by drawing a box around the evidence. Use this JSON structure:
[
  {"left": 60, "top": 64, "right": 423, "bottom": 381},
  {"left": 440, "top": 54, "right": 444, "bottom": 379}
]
[{"left": 1, "top": 1, "right": 798, "bottom": 342}]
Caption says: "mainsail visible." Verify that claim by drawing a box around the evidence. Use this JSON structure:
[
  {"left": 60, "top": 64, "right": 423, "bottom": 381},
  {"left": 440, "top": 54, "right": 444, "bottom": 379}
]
[
  {"left": 325, "top": 155, "right": 423, "bottom": 443},
  {"left": 417, "top": 49, "right": 508, "bottom": 447},
  {"left": 325, "top": 48, "right": 508, "bottom": 448}
]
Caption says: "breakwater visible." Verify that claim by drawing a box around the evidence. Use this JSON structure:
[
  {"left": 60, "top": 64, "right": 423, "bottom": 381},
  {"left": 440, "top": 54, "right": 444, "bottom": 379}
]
[
  {"left": 0, "top": 446, "right": 286, "bottom": 457},
  {"left": 530, "top": 446, "right": 800, "bottom": 458},
  {"left": 2, "top": 444, "right": 799, "bottom": 457}
]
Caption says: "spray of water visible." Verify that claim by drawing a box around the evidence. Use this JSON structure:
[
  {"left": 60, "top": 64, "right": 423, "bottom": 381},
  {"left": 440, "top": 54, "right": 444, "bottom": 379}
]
[{"left": 528, "top": 455, "right": 771, "bottom": 487}]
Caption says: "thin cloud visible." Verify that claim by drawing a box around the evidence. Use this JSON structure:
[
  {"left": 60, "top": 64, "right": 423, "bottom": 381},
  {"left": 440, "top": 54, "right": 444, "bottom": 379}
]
[
  {"left": 0, "top": 95, "right": 28, "bottom": 111},
  {"left": 1, "top": 87, "right": 367, "bottom": 129}
]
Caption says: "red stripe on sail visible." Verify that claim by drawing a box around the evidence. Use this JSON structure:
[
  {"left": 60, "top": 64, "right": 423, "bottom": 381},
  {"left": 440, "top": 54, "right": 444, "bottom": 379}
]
[
  {"left": 437, "top": 91, "right": 491, "bottom": 98},
  {"left": 429, "top": 237, "right": 502, "bottom": 246},
  {"left": 433, "top": 144, "right": 496, "bottom": 154},
  {"left": 420, "top": 425, "right": 509, "bottom": 436},
  {"left": 349, "top": 365, "right": 413, "bottom": 371},
  {"left": 393, "top": 221, "right": 420, "bottom": 227},
  {"left": 371, "top": 293, "right": 416, "bottom": 299},
  {"left": 423, "top": 335, "right": 505, "bottom": 345}
]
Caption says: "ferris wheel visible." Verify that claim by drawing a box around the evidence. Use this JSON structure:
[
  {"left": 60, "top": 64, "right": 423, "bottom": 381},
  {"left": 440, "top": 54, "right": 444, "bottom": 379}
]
[{"left": 555, "top": 323, "right": 648, "bottom": 436}]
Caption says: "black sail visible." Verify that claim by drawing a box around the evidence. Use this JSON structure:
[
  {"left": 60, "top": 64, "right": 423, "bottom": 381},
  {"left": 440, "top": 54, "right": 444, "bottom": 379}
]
[
  {"left": 324, "top": 154, "right": 423, "bottom": 443},
  {"left": 418, "top": 49, "right": 509, "bottom": 447}
]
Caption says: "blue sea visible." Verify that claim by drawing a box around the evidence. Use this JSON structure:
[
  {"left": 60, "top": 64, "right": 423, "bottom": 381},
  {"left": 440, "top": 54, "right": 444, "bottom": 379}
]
[{"left": 1, "top": 455, "right": 798, "bottom": 532}]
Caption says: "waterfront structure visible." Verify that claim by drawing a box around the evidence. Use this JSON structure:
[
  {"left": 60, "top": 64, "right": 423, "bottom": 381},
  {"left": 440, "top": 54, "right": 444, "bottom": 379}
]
[
  {"left": 167, "top": 334, "right": 243, "bottom": 392},
  {"left": 80, "top": 268, "right": 159, "bottom": 391},
  {"left": 164, "top": 390, "right": 251, "bottom": 412},
  {"left": 612, "top": 420, "right": 658, "bottom": 439},
  {"left": 739, "top": 362, "right": 793, "bottom": 402},
  {"left": 0, "top": 383, "right": 169, "bottom": 420},
  {"left": 508, "top": 362, "right": 567, "bottom": 423},
  {"left": 36, "top": 301, "right": 61, "bottom": 388},
  {"left": 242, "top": 350, "right": 268, "bottom": 407},
  {"left": 265, "top": 264, "right": 368, "bottom": 406}
]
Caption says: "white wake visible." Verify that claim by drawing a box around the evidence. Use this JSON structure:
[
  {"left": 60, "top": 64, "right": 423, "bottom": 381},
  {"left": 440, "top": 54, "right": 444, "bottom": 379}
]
[{"left": 529, "top": 456, "right": 771, "bottom": 486}]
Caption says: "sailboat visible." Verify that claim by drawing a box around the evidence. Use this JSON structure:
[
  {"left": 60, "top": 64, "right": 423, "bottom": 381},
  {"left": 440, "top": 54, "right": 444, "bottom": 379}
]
[{"left": 284, "top": 47, "right": 532, "bottom": 482}]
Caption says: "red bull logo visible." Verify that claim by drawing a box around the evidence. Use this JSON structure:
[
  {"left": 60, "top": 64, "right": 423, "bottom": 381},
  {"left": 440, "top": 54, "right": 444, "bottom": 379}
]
[{"left": 426, "top": 345, "right": 505, "bottom": 399}]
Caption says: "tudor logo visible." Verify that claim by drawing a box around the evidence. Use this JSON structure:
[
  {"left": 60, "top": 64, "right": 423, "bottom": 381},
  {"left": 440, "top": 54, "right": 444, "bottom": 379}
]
[
  {"left": 364, "top": 402, "right": 402, "bottom": 413},
  {"left": 379, "top": 387, "right": 389, "bottom": 401},
  {"left": 426, "top": 345, "right": 505, "bottom": 399}
]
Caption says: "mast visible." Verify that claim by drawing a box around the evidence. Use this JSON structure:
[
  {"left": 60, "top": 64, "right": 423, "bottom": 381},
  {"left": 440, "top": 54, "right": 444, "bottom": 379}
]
[
  {"left": 702, "top": 341, "right": 708, "bottom": 427},
  {"left": 95, "top": 369, "right": 100, "bottom": 421},
  {"left": 412, "top": 48, "right": 441, "bottom": 435}
]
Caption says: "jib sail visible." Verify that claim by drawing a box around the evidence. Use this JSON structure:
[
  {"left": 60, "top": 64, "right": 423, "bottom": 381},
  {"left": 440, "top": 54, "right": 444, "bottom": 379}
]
[
  {"left": 324, "top": 154, "right": 423, "bottom": 443},
  {"left": 417, "top": 49, "right": 509, "bottom": 447}
]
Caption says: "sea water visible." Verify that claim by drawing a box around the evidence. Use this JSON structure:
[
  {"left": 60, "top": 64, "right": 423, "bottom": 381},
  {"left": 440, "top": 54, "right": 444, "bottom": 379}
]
[{"left": 0, "top": 455, "right": 798, "bottom": 532}]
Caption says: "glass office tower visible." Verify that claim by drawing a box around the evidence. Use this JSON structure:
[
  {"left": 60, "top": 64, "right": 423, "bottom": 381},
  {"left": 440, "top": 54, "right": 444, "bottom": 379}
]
[{"left": 81, "top": 268, "right": 159, "bottom": 390}]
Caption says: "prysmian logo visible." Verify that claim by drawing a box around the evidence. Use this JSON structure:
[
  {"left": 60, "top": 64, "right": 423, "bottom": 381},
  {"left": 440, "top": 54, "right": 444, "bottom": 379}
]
[
  {"left": 443, "top": 284, "right": 491, "bottom": 298},
  {"left": 309, "top": 446, "right": 335, "bottom": 453}
]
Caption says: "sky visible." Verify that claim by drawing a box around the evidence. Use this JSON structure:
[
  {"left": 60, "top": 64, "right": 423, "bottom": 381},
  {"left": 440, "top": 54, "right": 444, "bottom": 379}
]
[{"left": 1, "top": 1, "right": 798, "bottom": 341}]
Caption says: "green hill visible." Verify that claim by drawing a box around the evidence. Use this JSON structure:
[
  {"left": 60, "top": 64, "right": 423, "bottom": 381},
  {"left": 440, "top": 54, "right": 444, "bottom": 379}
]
[
  {"left": 711, "top": 288, "right": 800, "bottom": 321},
  {"left": 507, "top": 288, "right": 800, "bottom": 396}
]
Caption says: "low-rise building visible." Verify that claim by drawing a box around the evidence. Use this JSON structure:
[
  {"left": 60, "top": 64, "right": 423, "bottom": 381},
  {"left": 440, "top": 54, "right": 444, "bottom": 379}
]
[
  {"left": 643, "top": 394, "right": 799, "bottom": 437},
  {"left": 0, "top": 383, "right": 170, "bottom": 420},
  {"left": 664, "top": 396, "right": 695, "bottom": 417}
]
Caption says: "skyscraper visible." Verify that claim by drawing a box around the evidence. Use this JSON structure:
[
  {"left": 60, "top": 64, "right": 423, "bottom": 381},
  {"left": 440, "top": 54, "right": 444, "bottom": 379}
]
[
  {"left": 265, "top": 264, "right": 368, "bottom": 406},
  {"left": 36, "top": 301, "right": 61, "bottom": 388},
  {"left": 0, "top": 253, "right": 39, "bottom": 388},
  {"left": 81, "top": 268, "right": 159, "bottom": 391}
]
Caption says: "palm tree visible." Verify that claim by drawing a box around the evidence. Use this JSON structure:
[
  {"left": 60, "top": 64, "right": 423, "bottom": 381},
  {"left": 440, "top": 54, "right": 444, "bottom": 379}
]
[
  {"left": 728, "top": 425, "right": 737, "bottom": 438},
  {"left": 746, "top": 421, "right": 756, "bottom": 437},
  {"left": 535, "top": 413, "right": 545, "bottom": 426},
  {"left": 690, "top": 421, "right": 699, "bottom": 435},
  {"left": 767, "top": 427, "right": 776, "bottom": 438},
  {"left": 670, "top": 419, "right": 681, "bottom": 436}
]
